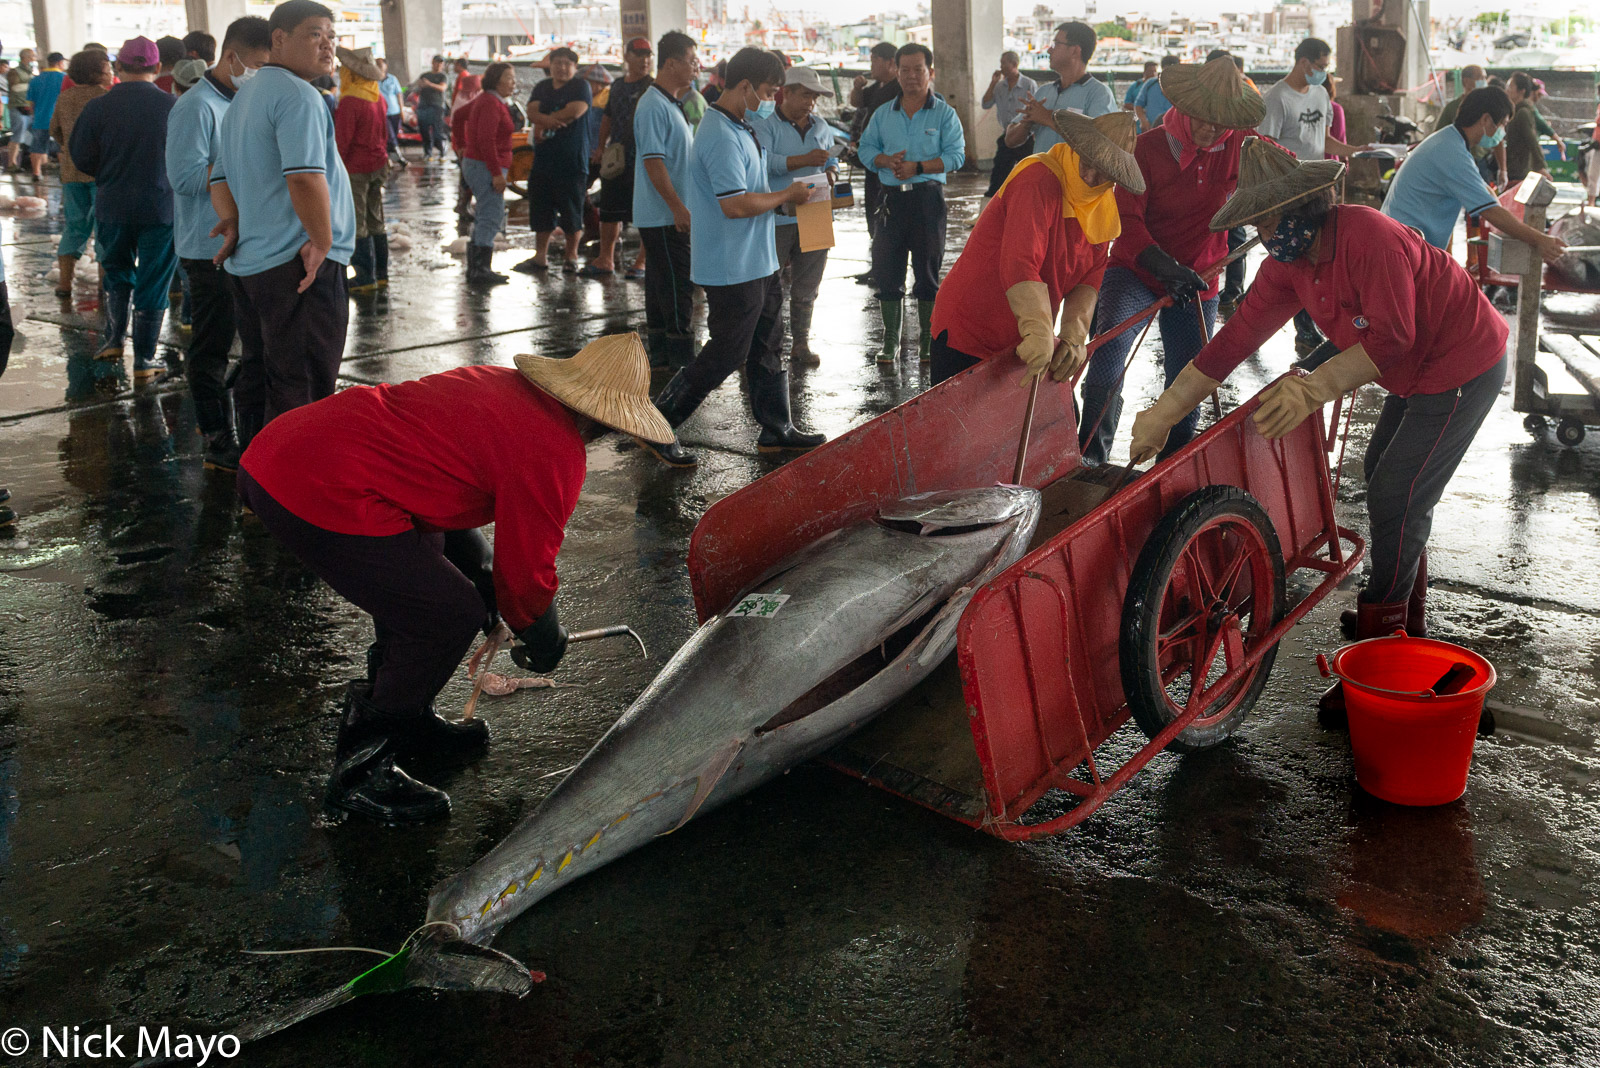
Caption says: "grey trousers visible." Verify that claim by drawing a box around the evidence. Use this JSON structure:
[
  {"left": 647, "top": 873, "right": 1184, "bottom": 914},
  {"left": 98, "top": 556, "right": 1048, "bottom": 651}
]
[
  {"left": 774, "top": 225, "right": 829, "bottom": 344},
  {"left": 1360, "top": 353, "right": 1506, "bottom": 604}
]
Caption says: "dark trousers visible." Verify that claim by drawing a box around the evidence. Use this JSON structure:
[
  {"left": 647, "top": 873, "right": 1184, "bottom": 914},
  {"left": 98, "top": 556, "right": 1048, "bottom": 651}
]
[
  {"left": 678, "top": 272, "right": 784, "bottom": 399},
  {"left": 0, "top": 282, "right": 14, "bottom": 378},
  {"left": 929, "top": 331, "right": 981, "bottom": 385},
  {"left": 863, "top": 173, "right": 883, "bottom": 239},
  {"left": 99, "top": 219, "right": 178, "bottom": 312},
  {"left": 230, "top": 256, "right": 348, "bottom": 445},
  {"left": 640, "top": 224, "right": 693, "bottom": 347},
  {"left": 1224, "top": 226, "right": 1248, "bottom": 295},
  {"left": 238, "top": 470, "right": 484, "bottom": 716},
  {"left": 182, "top": 257, "right": 237, "bottom": 437},
  {"left": 871, "top": 182, "right": 946, "bottom": 301},
  {"left": 416, "top": 105, "right": 446, "bottom": 155},
  {"left": 1360, "top": 355, "right": 1505, "bottom": 604},
  {"left": 386, "top": 112, "right": 401, "bottom": 150},
  {"left": 984, "top": 131, "right": 1034, "bottom": 197}
]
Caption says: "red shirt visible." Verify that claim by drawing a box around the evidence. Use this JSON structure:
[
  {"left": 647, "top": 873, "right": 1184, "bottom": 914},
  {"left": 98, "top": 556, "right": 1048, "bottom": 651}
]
[
  {"left": 463, "top": 92, "right": 513, "bottom": 175},
  {"left": 930, "top": 164, "right": 1108, "bottom": 359},
  {"left": 334, "top": 95, "right": 389, "bottom": 175},
  {"left": 1109, "top": 126, "right": 1249, "bottom": 298},
  {"left": 240, "top": 366, "right": 588, "bottom": 631},
  {"left": 1196, "top": 206, "right": 1508, "bottom": 396}
]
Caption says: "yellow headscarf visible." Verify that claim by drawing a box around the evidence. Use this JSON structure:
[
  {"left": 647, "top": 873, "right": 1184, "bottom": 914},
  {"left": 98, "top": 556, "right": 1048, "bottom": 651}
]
[
  {"left": 340, "top": 65, "right": 381, "bottom": 103},
  {"left": 994, "top": 142, "right": 1122, "bottom": 246}
]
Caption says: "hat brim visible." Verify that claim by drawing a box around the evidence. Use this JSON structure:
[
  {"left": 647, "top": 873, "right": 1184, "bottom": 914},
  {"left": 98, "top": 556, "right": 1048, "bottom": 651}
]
[
  {"left": 1208, "top": 159, "right": 1345, "bottom": 230},
  {"left": 336, "top": 47, "right": 383, "bottom": 83},
  {"left": 1051, "top": 111, "right": 1146, "bottom": 194},
  {"left": 1160, "top": 65, "right": 1267, "bottom": 129},
  {"left": 513, "top": 353, "right": 675, "bottom": 444}
]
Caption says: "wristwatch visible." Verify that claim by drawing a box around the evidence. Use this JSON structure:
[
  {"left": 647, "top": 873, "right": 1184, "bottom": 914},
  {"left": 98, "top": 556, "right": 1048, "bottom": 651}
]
[{"left": 915, "top": 160, "right": 925, "bottom": 176}]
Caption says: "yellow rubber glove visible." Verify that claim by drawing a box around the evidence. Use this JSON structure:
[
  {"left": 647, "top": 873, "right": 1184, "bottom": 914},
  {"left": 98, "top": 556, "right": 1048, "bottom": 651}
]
[
  {"left": 1253, "top": 343, "right": 1381, "bottom": 439},
  {"left": 1006, "top": 281, "right": 1054, "bottom": 384},
  {"left": 1129, "top": 363, "right": 1224, "bottom": 464},
  {"left": 1049, "top": 284, "right": 1097, "bottom": 382}
]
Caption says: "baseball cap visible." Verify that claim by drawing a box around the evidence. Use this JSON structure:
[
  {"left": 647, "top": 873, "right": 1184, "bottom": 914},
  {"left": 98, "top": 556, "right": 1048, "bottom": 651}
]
[
  {"left": 626, "top": 37, "right": 652, "bottom": 54},
  {"left": 783, "top": 66, "right": 833, "bottom": 96},
  {"left": 117, "top": 36, "right": 160, "bottom": 68},
  {"left": 579, "top": 63, "right": 612, "bottom": 84},
  {"left": 173, "top": 57, "right": 207, "bottom": 88}
]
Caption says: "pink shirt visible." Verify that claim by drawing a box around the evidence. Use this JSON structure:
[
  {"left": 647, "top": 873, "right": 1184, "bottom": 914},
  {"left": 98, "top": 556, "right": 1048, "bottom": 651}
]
[{"left": 1196, "top": 206, "right": 1507, "bottom": 396}]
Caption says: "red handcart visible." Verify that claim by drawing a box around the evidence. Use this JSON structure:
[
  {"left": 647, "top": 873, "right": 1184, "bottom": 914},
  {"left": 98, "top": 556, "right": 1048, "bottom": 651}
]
[{"left": 687, "top": 317, "right": 1364, "bottom": 839}]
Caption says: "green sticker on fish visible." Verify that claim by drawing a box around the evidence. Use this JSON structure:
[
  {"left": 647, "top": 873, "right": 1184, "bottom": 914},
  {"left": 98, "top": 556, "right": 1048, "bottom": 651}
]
[{"left": 730, "top": 590, "right": 790, "bottom": 618}]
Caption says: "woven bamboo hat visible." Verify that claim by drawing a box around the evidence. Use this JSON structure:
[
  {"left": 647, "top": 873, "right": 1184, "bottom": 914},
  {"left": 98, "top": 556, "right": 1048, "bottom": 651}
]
[
  {"left": 1208, "top": 137, "right": 1345, "bottom": 231},
  {"left": 1050, "top": 110, "right": 1146, "bottom": 193},
  {"left": 336, "top": 46, "right": 383, "bottom": 83},
  {"left": 1160, "top": 55, "right": 1266, "bottom": 129},
  {"left": 514, "top": 334, "right": 674, "bottom": 444}
]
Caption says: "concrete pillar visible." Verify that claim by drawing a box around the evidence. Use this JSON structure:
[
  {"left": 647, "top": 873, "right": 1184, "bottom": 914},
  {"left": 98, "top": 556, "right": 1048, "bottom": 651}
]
[
  {"left": 182, "top": 0, "right": 248, "bottom": 36},
  {"left": 380, "top": 0, "right": 444, "bottom": 86},
  {"left": 931, "top": 0, "right": 1004, "bottom": 170},
  {"left": 619, "top": 0, "right": 687, "bottom": 52},
  {"left": 30, "top": 0, "right": 85, "bottom": 56}
]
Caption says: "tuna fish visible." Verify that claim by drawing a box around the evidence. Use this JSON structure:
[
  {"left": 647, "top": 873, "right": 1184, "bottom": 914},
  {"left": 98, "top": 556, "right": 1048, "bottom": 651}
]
[
  {"left": 1549, "top": 207, "right": 1600, "bottom": 289},
  {"left": 220, "top": 485, "right": 1040, "bottom": 1048}
]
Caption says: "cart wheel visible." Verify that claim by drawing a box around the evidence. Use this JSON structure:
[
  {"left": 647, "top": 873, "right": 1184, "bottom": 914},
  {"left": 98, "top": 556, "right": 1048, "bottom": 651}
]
[
  {"left": 1523, "top": 414, "right": 1548, "bottom": 438},
  {"left": 1556, "top": 419, "right": 1587, "bottom": 448},
  {"left": 1120, "top": 486, "right": 1285, "bottom": 753}
]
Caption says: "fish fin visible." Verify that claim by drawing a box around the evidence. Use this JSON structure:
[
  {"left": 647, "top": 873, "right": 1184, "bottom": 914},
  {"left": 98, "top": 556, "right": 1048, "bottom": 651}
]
[{"left": 662, "top": 738, "right": 744, "bottom": 835}]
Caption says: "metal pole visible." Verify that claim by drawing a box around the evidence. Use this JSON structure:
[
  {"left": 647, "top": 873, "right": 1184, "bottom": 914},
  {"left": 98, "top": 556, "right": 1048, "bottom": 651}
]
[{"left": 1012, "top": 376, "right": 1042, "bottom": 485}]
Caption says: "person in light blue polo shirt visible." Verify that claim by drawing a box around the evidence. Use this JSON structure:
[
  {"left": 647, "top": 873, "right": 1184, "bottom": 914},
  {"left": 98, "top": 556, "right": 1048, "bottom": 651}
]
[
  {"left": 1005, "top": 21, "right": 1115, "bottom": 153},
  {"left": 209, "top": 0, "right": 354, "bottom": 448},
  {"left": 756, "top": 65, "right": 837, "bottom": 368},
  {"left": 859, "top": 42, "right": 965, "bottom": 362},
  {"left": 376, "top": 56, "right": 403, "bottom": 161},
  {"left": 165, "top": 16, "right": 271, "bottom": 470},
  {"left": 632, "top": 31, "right": 699, "bottom": 373},
  {"left": 1135, "top": 55, "right": 1178, "bottom": 129},
  {"left": 1382, "top": 85, "right": 1565, "bottom": 266},
  {"left": 638, "top": 47, "right": 817, "bottom": 469}
]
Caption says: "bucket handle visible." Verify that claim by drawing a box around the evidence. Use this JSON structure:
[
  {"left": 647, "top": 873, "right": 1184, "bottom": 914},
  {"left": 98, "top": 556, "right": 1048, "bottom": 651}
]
[{"left": 1315, "top": 652, "right": 1446, "bottom": 699}]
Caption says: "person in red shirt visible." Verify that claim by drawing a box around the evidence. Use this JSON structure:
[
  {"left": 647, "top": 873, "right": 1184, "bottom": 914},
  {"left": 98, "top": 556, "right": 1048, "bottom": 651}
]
[
  {"left": 1078, "top": 56, "right": 1266, "bottom": 466},
  {"left": 333, "top": 47, "right": 391, "bottom": 292},
  {"left": 450, "top": 57, "right": 481, "bottom": 109},
  {"left": 1130, "top": 140, "right": 1508, "bottom": 717},
  {"left": 929, "top": 110, "right": 1143, "bottom": 386},
  {"left": 459, "top": 61, "right": 516, "bottom": 285},
  {"left": 237, "top": 334, "right": 674, "bottom": 824}
]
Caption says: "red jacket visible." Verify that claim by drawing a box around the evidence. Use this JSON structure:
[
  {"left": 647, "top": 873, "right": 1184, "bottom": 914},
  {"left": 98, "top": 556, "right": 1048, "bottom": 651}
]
[
  {"left": 335, "top": 95, "right": 389, "bottom": 175},
  {"left": 931, "top": 164, "right": 1109, "bottom": 360},
  {"left": 240, "top": 366, "right": 588, "bottom": 631},
  {"left": 462, "top": 92, "right": 513, "bottom": 176},
  {"left": 1196, "top": 206, "right": 1508, "bottom": 396},
  {"left": 1109, "top": 126, "right": 1248, "bottom": 298}
]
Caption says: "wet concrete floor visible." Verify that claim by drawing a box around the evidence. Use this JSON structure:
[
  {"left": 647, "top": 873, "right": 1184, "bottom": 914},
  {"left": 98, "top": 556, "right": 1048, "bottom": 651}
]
[{"left": 1, "top": 164, "right": 1600, "bottom": 1066}]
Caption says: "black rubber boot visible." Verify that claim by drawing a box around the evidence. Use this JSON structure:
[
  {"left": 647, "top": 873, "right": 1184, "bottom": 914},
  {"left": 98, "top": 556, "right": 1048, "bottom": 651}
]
[
  {"left": 202, "top": 430, "right": 241, "bottom": 472},
  {"left": 371, "top": 233, "right": 390, "bottom": 286},
  {"left": 97, "top": 288, "right": 131, "bottom": 360},
  {"left": 664, "top": 333, "right": 695, "bottom": 371},
  {"left": 636, "top": 371, "right": 705, "bottom": 467},
  {"left": 750, "top": 365, "right": 825, "bottom": 452},
  {"left": 392, "top": 700, "right": 490, "bottom": 765},
  {"left": 646, "top": 329, "right": 669, "bottom": 369},
  {"left": 467, "top": 244, "right": 508, "bottom": 286},
  {"left": 326, "top": 684, "right": 451, "bottom": 824},
  {"left": 130, "top": 309, "right": 167, "bottom": 379}
]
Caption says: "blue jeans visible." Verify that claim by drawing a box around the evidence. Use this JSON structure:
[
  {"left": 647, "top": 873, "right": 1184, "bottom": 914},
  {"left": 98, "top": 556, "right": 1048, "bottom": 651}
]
[
  {"left": 1079, "top": 265, "right": 1218, "bottom": 465},
  {"left": 58, "top": 182, "right": 98, "bottom": 258},
  {"left": 460, "top": 158, "right": 504, "bottom": 248},
  {"left": 98, "top": 219, "right": 178, "bottom": 313}
]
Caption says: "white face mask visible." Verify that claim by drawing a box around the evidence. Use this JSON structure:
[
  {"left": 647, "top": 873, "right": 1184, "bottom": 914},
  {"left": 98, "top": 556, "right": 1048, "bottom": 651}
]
[{"left": 231, "top": 55, "right": 259, "bottom": 87}]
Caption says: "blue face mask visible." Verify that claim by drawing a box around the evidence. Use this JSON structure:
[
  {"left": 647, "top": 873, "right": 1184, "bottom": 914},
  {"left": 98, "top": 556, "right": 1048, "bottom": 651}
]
[
  {"left": 1263, "top": 211, "right": 1319, "bottom": 263},
  {"left": 755, "top": 99, "right": 776, "bottom": 118},
  {"left": 1479, "top": 124, "right": 1505, "bottom": 149},
  {"left": 1306, "top": 68, "right": 1328, "bottom": 86}
]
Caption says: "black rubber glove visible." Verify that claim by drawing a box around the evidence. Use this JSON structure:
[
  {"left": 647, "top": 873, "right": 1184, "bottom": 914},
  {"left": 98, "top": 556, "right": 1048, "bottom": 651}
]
[
  {"left": 512, "top": 602, "right": 569, "bottom": 673},
  {"left": 442, "top": 528, "right": 499, "bottom": 636},
  {"left": 1136, "top": 244, "right": 1207, "bottom": 306}
]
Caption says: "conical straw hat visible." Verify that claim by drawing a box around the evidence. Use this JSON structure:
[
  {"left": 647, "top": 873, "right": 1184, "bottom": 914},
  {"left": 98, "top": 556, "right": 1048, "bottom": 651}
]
[
  {"left": 1208, "top": 137, "right": 1345, "bottom": 231},
  {"left": 336, "top": 45, "right": 383, "bottom": 83},
  {"left": 514, "top": 333, "right": 674, "bottom": 444},
  {"left": 1050, "top": 110, "right": 1146, "bottom": 193},
  {"left": 1160, "top": 55, "right": 1266, "bottom": 129}
]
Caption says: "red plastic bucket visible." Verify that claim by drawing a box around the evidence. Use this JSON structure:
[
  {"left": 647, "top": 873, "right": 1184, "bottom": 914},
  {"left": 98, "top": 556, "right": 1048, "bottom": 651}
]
[{"left": 1323, "top": 632, "right": 1496, "bottom": 806}]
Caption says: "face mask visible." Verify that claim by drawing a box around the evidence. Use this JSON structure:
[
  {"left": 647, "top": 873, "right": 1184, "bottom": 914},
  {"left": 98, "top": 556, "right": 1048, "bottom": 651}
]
[
  {"left": 1263, "top": 211, "right": 1319, "bottom": 263},
  {"left": 232, "top": 56, "right": 258, "bottom": 87},
  {"left": 1479, "top": 124, "right": 1505, "bottom": 149},
  {"left": 1306, "top": 68, "right": 1328, "bottom": 86},
  {"left": 755, "top": 98, "right": 776, "bottom": 119}
]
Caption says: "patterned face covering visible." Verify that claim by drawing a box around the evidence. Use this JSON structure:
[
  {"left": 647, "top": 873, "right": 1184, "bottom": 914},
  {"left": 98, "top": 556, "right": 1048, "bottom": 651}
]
[{"left": 1263, "top": 211, "right": 1319, "bottom": 262}]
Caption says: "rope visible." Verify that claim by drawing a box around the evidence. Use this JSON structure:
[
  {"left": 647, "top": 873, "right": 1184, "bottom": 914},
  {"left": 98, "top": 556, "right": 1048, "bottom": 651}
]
[{"left": 241, "top": 921, "right": 464, "bottom": 961}]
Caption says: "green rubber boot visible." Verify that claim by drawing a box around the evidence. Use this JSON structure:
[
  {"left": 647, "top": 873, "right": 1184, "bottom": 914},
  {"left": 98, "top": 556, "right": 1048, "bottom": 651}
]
[
  {"left": 878, "top": 299, "right": 902, "bottom": 363},
  {"left": 917, "top": 300, "right": 936, "bottom": 361}
]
